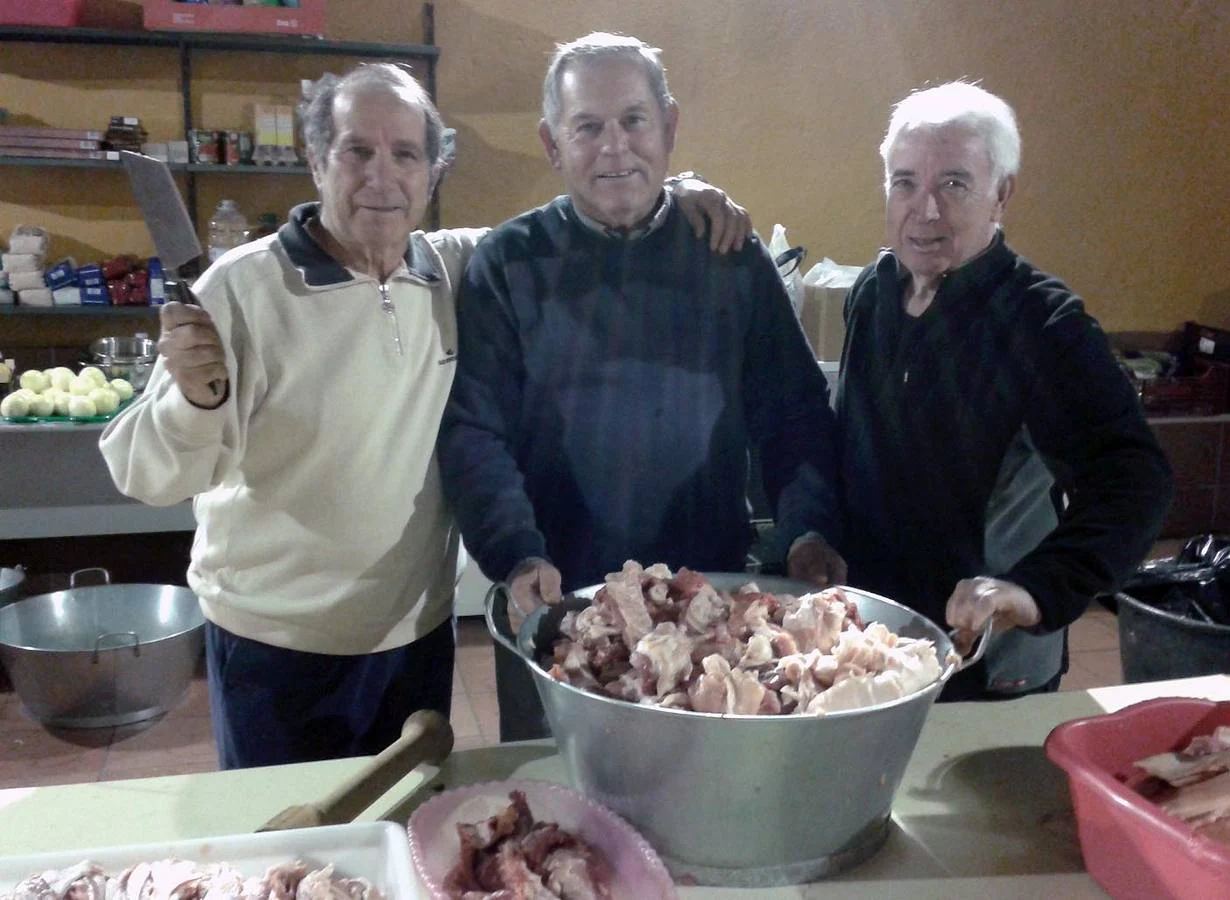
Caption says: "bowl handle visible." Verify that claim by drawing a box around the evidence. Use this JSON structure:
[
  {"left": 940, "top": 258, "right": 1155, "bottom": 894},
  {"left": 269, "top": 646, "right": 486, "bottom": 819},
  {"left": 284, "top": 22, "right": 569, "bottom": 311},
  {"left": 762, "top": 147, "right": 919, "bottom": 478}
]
[
  {"left": 484, "top": 581, "right": 521, "bottom": 656},
  {"left": 70, "top": 567, "right": 111, "bottom": 588},
  {"left": 92, "top": 631, "right": 140, "bottom": 662},
  {"left": 947, "top": 617, "right": 994, "bottom": 673}
]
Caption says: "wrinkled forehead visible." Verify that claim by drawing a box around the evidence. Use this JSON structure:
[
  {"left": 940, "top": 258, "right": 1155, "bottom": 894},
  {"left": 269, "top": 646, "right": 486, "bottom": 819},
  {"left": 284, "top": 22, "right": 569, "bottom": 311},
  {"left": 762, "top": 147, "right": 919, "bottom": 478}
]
[
  {"left": 332, "top": 84, "right": 428, "bottom": 137},
  {"left": 888, "top": 123, "right": 993, "bottom": 173},
  {"left": 558, "top": 56, "right": 658, "bottom": 116}
]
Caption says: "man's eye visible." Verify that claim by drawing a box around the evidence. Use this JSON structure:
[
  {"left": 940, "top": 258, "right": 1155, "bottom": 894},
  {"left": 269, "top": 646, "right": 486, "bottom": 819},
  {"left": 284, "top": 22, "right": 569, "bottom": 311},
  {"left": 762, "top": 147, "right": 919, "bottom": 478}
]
[
  {"left": 623, "top": 114, "right": 646, "bottom": 129},
  {"left": 890, "top": 178, "right": 913, "bottom": 191},
  {"left": 395, "top": 149, "right": 420, "bottom": 162},
  {"left": 347, "top": 146, "right": 373, "bottom": 161},
  {"left": 942, "top": 179, "right": 968, "bottom": 191},
  {"left": 576, "top": 122, "right": 601, "bottom": 136}
]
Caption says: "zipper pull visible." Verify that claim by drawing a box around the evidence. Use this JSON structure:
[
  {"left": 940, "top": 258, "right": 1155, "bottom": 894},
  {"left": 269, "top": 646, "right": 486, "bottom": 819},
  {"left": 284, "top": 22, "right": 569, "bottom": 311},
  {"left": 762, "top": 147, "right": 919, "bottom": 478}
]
[
  {"left": 378, "top": 283, "right": 404, "bottom": 357},
  {"left": 903, "top": 368, "right": 910, "bottom": 385}
]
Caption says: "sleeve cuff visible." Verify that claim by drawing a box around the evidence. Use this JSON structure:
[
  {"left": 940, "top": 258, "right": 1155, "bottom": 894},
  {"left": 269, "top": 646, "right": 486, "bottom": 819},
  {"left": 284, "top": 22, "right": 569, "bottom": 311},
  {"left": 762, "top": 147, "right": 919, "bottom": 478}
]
[
  {"left": 1000, "top": 566, "right": 1080, "bottom": 634},
  {"left": 485, "top": 530, "right": 549, "bottom": 584},
  {"left": 152, "top": 382, "right": 229, "bottom": 447}
]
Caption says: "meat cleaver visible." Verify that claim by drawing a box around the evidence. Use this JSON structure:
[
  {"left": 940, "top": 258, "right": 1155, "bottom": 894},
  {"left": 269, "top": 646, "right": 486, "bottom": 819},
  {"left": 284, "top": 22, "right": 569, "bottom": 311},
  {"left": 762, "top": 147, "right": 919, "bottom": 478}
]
[{"left": 120, "top": 150, "right": 221, "bottom": 397}]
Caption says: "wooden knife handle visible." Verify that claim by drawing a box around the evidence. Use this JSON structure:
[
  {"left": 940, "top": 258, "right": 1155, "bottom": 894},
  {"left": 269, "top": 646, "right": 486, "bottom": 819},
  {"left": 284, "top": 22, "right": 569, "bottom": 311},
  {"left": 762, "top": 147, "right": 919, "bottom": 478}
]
[{"left": 259, "top": 709, "right": 453, "bottom": 832}]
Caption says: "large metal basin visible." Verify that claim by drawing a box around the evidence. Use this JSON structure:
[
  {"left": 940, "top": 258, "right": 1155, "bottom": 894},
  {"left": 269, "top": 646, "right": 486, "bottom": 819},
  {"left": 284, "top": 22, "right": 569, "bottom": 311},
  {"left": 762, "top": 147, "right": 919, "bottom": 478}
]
[
  {"left": 0, "top": 569, "right": 205, "bottom": 728},
  {"left": 0, "top": 566, "right": 24, "bottom": 609},
  {"left": 488, "top": 573, "right": 985, "bottom": 887}
]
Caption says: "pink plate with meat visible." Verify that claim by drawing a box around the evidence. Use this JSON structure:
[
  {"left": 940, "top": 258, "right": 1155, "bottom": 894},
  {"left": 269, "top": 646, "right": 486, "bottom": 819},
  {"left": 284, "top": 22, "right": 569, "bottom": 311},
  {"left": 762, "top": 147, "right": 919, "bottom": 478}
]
[{"left": 407, "top": 779, "right": 677, "bottom": 899}]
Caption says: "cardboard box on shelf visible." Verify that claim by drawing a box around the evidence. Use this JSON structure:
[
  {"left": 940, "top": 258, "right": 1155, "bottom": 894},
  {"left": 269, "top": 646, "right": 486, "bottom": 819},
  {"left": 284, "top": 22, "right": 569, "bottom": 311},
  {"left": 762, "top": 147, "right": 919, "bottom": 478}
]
[
  {"left": 800, "top": 283, "right": 847, "bottom": 362},
  {"left": 254, "top": 103, "right": 279, "bottom": 147},
  {"left": 143, "top": 0, "right": 326, "bottom": 37},
  {"left": 275, "top": 104, "right": 295, "bottom": 155}
]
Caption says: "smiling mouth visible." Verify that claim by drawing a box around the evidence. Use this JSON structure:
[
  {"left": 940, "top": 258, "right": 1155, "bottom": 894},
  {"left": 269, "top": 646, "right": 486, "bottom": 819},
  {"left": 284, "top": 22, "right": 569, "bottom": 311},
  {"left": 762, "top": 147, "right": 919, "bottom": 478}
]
[
  {"left": 360, "top": 205, "right": 403, "bottom": 213},
  {"left": 908, "top": 237, "right": 946, "bottom": 251},
  {"left": 595, "top": 170, "right": 638, "bottom": 181}
]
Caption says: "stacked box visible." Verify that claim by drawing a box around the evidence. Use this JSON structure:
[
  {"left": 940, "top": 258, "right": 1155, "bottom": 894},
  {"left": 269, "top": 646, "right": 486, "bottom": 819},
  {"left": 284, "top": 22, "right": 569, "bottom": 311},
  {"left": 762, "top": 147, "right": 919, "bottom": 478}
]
[
  {"left": 2, "top": 225, "right": 50, "bottom": 306},
  {"left": 77, "top": 264, "right": 110, "bottom": 305}
]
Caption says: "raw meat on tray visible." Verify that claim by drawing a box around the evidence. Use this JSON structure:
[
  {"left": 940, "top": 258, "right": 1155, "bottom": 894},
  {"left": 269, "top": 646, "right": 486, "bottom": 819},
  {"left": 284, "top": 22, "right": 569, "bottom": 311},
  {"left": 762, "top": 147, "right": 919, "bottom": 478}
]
[
  {"left": 1, "top": 858, "right": 383, "bottom": 900},
  {"left": 443, "top": 790, "right": 613, "bottom": 900}
]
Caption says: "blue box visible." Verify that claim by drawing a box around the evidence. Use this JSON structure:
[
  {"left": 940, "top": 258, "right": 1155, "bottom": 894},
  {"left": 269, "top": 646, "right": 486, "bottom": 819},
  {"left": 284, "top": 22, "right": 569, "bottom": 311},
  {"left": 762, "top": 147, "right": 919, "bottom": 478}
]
[
  {"left": 76, "top": 264, "right": 104, "bottom": 287},
  {"left": 77, "top": 269, "right": 104, "bottom": 287},
  {"left": 148, "top": 257, "right": 166, "bottom": 306},
  {"left": 81, "top": 284, "right": 111, "bottom": 306},
  {"left": 45, "top": 259, "right": 77, "bottom": 290}
]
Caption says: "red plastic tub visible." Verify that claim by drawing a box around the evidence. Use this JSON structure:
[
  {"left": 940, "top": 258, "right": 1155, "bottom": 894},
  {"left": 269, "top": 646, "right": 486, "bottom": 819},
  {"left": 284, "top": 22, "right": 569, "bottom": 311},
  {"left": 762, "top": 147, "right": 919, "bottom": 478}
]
[
  {"left": 1045, "top": 698, "right": 1230, "bottom": 900},
  {"left": 0, "top": 0, "right": 83, "bottom": 27}
]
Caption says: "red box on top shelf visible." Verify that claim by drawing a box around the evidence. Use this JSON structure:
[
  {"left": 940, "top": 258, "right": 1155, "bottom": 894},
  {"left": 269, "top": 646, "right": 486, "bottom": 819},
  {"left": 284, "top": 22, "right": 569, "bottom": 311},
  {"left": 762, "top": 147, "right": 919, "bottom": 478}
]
[
  {"left": 142, "top": 0, "right": 326, "bottom": 39},
  {"left": 0, "top": 0, "right": 85, "bottom": 27}
]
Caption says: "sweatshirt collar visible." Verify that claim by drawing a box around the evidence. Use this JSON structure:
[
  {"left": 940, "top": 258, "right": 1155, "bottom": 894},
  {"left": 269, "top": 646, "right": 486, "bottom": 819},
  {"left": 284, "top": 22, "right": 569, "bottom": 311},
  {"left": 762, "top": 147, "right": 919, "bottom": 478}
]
[
  {"left": 278, "top": 202, "right": 441, "bottom": 288},
  {"left": 566, "top": 190, "right": 673, "bottom": 241}
]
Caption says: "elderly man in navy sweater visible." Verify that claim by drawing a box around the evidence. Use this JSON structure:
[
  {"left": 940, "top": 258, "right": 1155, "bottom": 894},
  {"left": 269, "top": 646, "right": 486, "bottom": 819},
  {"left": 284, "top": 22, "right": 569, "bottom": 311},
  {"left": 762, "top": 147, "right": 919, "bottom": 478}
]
[{"left": 438, "top": 32, "right": 844, "bottom": 741}]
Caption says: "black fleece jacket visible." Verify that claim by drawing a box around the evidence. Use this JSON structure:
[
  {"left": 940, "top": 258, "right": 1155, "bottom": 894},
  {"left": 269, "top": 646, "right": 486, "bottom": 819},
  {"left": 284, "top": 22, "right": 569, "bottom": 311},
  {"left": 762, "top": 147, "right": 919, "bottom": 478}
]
[{"left": 837, "top": 232, "right": 1173, "bottom": 635}]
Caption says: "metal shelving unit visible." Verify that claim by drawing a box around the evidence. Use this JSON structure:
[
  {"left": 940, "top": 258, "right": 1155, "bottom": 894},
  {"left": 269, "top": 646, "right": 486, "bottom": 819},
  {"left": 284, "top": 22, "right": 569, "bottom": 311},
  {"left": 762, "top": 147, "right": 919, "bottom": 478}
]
[
  {"left": 0, "top": 305, "right": 158, "bottom": 317},
  {"left": 0, "top": 156, "right": 311, "bottom": 175},
  {"left": 0, "top": 8, "right": 439, "bottom": 318},
  {"left": 0, "top": 25, "right": 438, "bottom": 57}
]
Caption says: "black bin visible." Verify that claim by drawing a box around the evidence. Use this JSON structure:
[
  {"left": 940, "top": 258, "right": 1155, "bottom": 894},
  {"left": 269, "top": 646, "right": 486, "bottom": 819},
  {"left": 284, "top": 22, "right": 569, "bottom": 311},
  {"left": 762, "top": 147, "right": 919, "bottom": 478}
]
[
  {"left": 1118, "top": 591, "right": 1230, "bottom": 683},
  {"left": 1117, "top": 536, "right": 1230, "bottom": 683}
]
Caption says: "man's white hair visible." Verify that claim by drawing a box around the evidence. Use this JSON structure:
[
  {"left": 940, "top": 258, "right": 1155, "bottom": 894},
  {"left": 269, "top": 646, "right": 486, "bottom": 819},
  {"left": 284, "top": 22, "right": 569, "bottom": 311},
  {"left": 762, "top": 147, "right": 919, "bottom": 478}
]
[{"left": 879, "top": 81, "right": 1020, "bottom": 190}]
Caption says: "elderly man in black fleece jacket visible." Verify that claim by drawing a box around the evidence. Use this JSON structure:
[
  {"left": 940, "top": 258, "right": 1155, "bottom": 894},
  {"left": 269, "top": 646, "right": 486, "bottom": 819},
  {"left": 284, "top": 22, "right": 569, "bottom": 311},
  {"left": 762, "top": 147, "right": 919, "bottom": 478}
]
[
  {"left": 438, "top": 32, "right": 844, "bottom": 741},
  {"left": 837, "top": 81, "right": 1173, "bottom": 701}
]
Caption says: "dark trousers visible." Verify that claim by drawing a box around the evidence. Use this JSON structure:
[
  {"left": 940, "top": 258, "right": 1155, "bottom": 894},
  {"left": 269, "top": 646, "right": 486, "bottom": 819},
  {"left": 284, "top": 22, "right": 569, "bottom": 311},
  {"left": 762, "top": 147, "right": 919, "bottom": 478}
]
[
  {"left": 490, "top": 596, "right": 551, "bottom": 743},
  {"left": 205, "top": 618, "right": 454, "bottom": 769}
]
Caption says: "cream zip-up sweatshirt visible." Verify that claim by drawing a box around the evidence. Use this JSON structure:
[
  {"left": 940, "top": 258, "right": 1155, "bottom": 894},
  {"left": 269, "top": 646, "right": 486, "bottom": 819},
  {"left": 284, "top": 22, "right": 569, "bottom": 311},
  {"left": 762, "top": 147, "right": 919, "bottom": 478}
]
[{"left": 100, "top": 204, "right": 486, "bottom": 654}]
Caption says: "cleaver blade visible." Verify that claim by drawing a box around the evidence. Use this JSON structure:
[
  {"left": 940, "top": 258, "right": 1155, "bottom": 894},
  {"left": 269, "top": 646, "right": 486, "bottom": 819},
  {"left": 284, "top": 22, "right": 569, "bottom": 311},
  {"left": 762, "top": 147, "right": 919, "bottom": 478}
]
[
  {"left": 120, "top": 151, "right": 222, "bottom": 398},
  {"left": 120, "top": 150, "right": 203, "bottom": 273}
]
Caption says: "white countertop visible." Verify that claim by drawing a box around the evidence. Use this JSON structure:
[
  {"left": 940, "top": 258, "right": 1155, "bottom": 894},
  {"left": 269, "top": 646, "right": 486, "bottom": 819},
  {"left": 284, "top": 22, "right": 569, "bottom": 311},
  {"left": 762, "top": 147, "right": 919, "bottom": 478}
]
[{"left": 2, "top": 676, "right": 1227, "bottom": 897}]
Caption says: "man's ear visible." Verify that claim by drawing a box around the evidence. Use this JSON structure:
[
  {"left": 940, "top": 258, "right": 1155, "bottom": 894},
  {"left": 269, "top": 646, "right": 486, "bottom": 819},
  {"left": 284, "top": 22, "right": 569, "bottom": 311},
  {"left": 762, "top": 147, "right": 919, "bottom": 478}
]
[
  {"left": 663, "top": 100, "right": 680, "bottom": 155},
  {"left": 307, "top": 149, "right": 326, "bottom": 193},
  {"left": 994, "top": 174, "right": 1016, "bottom": 221},
  {"left": 538, "top": 119, "right": 562, "bottom": 170}
]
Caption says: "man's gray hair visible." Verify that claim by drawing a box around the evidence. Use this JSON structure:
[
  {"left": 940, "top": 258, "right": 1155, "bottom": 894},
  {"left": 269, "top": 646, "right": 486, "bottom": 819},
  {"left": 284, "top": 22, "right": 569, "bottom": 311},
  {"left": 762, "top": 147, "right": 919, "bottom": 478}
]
[
  {"left": 300, "top": 63, "right": 453, "bottom": 173},
  {"left": 542, "top": 32, "right": 675, "bottom": 129},
  {"left": 879, "top": 81, "right": 1021, "bottom": 189}
]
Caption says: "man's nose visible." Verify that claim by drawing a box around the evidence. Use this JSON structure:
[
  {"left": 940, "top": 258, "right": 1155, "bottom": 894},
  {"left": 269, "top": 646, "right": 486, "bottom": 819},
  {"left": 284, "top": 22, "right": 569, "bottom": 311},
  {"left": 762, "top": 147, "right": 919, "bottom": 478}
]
[
  {"left": 365, "top": 149, "right": 396, "bottom": 185},
  {"left": 599, "top": 121, "right": 630, "bottom": 154},
  {"left": 920, "top": 191, "right": 941, "bottom": 221}
]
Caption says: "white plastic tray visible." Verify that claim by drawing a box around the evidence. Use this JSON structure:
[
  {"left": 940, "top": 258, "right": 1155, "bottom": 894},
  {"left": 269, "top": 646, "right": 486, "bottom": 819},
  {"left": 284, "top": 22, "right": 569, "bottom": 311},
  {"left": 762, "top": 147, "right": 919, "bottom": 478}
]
[{"left": 0, "top": 821, "right": 421, "bottom": 899}]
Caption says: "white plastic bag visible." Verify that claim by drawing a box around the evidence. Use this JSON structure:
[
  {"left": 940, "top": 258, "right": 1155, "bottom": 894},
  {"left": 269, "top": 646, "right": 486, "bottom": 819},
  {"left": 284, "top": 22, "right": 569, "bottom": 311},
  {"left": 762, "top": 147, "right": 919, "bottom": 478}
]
[{"left": 768, "top": 224, "right": 806, "bottom": 319}]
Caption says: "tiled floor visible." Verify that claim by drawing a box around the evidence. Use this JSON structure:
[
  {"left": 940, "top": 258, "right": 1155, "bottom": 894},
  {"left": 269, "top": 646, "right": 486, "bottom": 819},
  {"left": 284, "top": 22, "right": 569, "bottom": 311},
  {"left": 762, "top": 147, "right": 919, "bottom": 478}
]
[
  {"left": 0, "top": 594, "right": 1153, "bottom": 791},
  {"left": 0, "top": 618, "right": 500, "bottom": 790}
]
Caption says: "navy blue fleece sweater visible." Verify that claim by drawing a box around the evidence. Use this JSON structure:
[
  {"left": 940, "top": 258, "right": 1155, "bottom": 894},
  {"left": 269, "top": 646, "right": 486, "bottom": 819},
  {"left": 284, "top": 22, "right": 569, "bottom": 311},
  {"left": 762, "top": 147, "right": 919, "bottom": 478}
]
[{"left": 438, "top": 195, "right": 840, "bottom": 591}]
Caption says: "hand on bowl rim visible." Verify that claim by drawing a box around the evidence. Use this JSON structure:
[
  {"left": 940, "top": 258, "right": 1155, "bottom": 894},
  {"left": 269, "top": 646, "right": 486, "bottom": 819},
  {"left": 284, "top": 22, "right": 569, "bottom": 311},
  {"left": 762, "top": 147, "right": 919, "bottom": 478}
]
[{"left": 507, "top": 557, "right": 563, "bottom": 633}]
